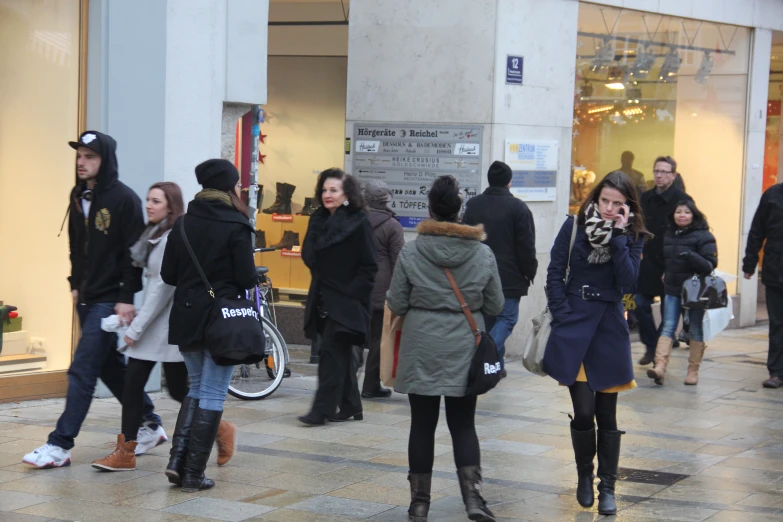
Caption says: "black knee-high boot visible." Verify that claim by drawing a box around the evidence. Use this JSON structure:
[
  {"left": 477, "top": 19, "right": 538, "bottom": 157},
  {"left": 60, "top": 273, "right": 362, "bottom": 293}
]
[
  {"left": 181, "top": 408, "right": 222, "bottom": 493},
  {"left": 570, "top": 425, "right": 596, "bottom": 508},
  {"left": 165, "top": 397, "right": 198, "bottom": 486},
  {"left": 597, "top": 429, "right": 625, "bottom": 515}
]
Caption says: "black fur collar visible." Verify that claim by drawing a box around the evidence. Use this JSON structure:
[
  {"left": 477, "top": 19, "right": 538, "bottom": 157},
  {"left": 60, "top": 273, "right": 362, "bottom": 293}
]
[{"left": 306, "top": 206, "right": 368, "bottom": 251}]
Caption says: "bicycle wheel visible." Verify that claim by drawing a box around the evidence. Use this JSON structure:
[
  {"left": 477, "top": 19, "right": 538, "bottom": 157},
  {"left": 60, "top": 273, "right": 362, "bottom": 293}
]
[{"left": 228, "top": 316, "right": 287, "bottom": 400}]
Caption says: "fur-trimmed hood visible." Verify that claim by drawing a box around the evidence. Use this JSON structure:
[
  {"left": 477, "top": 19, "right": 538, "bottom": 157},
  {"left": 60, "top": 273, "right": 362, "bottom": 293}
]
[{"left": 414, "top": 219, "right": 488, "bottom": 268}]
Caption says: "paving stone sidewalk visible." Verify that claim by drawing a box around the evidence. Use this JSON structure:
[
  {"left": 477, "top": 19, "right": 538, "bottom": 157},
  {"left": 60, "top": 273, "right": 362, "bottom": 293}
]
[{"left": 0, "top": 325, "right": 782, "bottom": 521}]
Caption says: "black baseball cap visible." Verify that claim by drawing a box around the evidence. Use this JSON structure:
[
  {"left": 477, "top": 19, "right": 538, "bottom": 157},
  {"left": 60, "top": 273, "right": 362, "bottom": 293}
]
[{"left": 68, "top": 131, "right": 102, "bottom": 155}]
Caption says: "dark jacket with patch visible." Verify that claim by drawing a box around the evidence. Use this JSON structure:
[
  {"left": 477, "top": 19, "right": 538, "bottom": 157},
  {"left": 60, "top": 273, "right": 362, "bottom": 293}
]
[
  {"left": 743, "top": 183, "right": 783, "bottom": 289},
  {"left": 68, "top": 132, "right": 144, "bottom": 304},
  {"left": 637, "top": 185, "right": 692, "bottom": 296},
  {"left": 161, "top": 197, "right": 257, "bottom": 349},
  {"left": 302, "top": 206, "right": 378, "bottom": 344},
  {"left": 663, "top": 224, "right": 718, "bottom": 296},
  {"left": 543, "top": 216, "right": 644, "bottom": 392},
  {"left": 462, "top": 186, "right": 538, "bottom": 298},
  {"left": 368, "top": 206, "right": 405, "bottom": 311}
]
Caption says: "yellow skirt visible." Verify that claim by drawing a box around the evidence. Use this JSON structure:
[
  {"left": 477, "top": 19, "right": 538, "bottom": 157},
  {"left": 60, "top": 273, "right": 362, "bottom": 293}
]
[{"left": 560, "top": 364, "right": 637, "bottom": 393}]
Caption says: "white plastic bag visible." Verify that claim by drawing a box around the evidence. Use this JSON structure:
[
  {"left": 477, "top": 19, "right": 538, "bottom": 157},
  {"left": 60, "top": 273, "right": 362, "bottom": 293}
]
[
  {"left": 522, "top": 308, "right": 550, "bottom": 377},
  {"left": 702, "top": 294, "right": 734, "bottom": 342},
  {"left": 101, "top": 315, "right": 129, "bottom": 351}
]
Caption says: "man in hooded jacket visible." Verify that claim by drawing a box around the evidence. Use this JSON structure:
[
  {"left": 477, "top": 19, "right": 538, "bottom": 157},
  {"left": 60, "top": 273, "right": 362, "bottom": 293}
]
[{"left": 23, "top": 131, "right": 163, "bottom": 469}]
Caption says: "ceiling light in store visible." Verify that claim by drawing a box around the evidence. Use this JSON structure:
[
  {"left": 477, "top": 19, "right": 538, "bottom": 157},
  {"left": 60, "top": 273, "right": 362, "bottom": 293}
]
[
  {"left": 658, "top": 49, "right": 681, "bottom": 82},
  {"left": 629, "top": 45, "right": 655, "bottom": 79},
  {"left": 695, "top": 52, "right": 714, "bottom": 84},
  {"left": 588, "top": 105, "right": 614, "bottom": 114},
  {"left": 605, "top": 82, "right": 625, "bottom": 90},
  {"left": 591, "top": 39, "right": 615, "bottom": 72},
  {"left": 623, "top": 107, "right": 643, "bottom": 117}
]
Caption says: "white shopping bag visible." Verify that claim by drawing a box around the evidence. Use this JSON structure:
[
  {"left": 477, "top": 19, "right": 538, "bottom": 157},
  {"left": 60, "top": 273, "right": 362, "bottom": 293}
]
[{"left": 702, "top": 295, "right": 734, "bottom": 342}]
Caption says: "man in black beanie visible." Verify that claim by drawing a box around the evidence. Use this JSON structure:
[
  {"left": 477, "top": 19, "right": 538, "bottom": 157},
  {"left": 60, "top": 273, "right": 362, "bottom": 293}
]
[{"left": 463, "top": 161, "right": 537, "bottom": 377}]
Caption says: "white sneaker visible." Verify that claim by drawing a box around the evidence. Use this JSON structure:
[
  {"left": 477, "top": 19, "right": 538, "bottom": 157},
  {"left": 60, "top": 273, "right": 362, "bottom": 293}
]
[
  {"left": 134, "top": 425, "right": 168, "bottom": 456},
  {"left": 22, "top": 444, "right": 71, "bottom": 469}
]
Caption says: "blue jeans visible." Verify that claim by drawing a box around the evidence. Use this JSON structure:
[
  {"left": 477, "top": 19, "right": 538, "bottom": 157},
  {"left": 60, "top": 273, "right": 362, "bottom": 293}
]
[
  {"left": 182, "top": 350, "right": 234, "bottom": 411},
  {"left": 49, "top": 303, "right": 160, "bottom": 450},
  {"left": 661, "top": 294, "right": 704, "bottom": 342},
  {"left": 484, "top": 297, "right": 520, "bottom": 370}
]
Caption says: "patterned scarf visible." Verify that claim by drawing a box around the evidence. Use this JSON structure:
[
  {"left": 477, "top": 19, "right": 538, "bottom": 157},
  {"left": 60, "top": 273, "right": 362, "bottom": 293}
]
[
  {"left": 195, "top": 188, "right": 233, "bottom": 207},
  {"left": 584, "top": 202, "right": 632, "bottom": 264}
]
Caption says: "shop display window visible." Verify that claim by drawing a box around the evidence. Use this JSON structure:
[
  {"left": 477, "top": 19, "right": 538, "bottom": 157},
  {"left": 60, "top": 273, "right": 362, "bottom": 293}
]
[
  {"left": 0, "top": 0, "right": 82, "bottom": 375},
  {"left": 572, "top": 3, "right": 751, "bottom": 289}
]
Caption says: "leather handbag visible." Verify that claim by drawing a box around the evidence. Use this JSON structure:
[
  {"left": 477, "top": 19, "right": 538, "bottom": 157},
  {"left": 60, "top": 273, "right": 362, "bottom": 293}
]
[
  {"left": 379, "top": 304, "right": 404, "bottom": 387},
  {"left": 682, "top": 273, "right": 728, "bottom": 310},
  {"left": 179, "top": 217, "right": 265, "bottom": 366},
  {"left": 443, "top": 268, "right": 500, "bottom": 396},
  {"left": 522, "top": 216, "right": 578, "bottom": 376}
]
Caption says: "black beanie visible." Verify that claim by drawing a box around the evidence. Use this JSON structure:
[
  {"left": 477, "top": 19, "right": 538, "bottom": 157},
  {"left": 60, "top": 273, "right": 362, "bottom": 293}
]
[
  {"left": 428, "top": 176, "right": 463, "bottom": 221},
  {"left": 487, "top": 160, "right": 513, "bottom": 187},
  {"left": 195, "top": 159, "right": 239, "bottom": 192}
]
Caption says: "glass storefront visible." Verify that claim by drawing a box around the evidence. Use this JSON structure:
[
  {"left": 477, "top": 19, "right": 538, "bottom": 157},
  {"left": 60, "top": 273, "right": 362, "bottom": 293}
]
[
  {"left": 0, "top": 0, "right": 82, "bottom": 376},
  {"left": 571, "top": 3, "right": 751, "bottom": 289}
]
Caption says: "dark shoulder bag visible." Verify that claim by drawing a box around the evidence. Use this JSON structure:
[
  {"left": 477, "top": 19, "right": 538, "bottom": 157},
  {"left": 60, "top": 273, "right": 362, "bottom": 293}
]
[
  {"left": 179, "top": 218, "right": 265, "bottom": 366},
  {"left": 444, "top": 268, "right": 500, "bottom": 396}
]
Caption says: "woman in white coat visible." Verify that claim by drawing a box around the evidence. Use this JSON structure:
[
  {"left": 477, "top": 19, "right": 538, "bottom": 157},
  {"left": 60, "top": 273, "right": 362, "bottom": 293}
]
[{"left": 92, "top": 182, "right": 190, "bottom": 471}]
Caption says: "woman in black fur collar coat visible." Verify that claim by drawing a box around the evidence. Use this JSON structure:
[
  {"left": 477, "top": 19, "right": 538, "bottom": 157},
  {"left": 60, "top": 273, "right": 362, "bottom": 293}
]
[{"left": 298, "top": 169, "right": 378, "bottom": 426}]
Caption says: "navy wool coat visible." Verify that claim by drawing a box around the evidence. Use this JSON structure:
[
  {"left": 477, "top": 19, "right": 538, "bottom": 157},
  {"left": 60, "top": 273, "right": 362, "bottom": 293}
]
[{"left": 543, "top": 216, "right": 644, "bottom": 391}]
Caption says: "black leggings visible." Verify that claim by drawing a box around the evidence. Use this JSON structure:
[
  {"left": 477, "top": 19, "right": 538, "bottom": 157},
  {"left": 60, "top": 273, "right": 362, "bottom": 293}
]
[
  {"left": 122, "top": 358, "right": 189, "bottom": 441},
  {"left": 408, "top": 394, "right": 480, "bottom": 473},
  {"left": 568, "top": 381, "right": 617, "bottom": 431}
]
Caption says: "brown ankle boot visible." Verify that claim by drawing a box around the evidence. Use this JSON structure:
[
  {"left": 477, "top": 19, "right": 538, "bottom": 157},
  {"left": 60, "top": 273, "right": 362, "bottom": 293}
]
[
  {"left": 91, "top": 434, "right": 136, "bottom": 471},
  {"left": 216, "top": 420, "right": 237, "bottom": 466},
  {"left": 646, "top": 337, "right": 673, "bottom": 385},
  {"left": 684, "top": 341, "right": 706, "bottom": 385}
]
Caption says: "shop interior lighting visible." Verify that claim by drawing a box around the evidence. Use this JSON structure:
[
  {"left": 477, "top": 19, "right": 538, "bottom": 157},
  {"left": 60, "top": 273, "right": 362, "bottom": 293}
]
[
  {"left": 591, "top": 39, "right": 615, "bottom": 72},
  {"left": 658, "top": 48, "right": 681, "bottom": 81},
  {"left": 694, "top": 52, "right": 714, "bottom": 84},
  {"left": 629, "top": 45, "right": 655, "bottom": 79},
  {"left": 588, "top": 105, "right": 615, "bottom": 114},
  {"left": 605, "top": 82, "right": 625, "bottom": 90},
  {"left": 623, "top": 107, "right": 643, "bottom": 116},
  {"left": 626, "top": 86, "right": 642, "bottom": 101}
]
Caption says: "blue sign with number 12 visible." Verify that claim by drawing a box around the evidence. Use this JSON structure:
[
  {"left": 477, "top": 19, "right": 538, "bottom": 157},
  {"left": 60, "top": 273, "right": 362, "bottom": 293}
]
[{"left": 506, "top": 55, "right": 523, "bottom": 85}]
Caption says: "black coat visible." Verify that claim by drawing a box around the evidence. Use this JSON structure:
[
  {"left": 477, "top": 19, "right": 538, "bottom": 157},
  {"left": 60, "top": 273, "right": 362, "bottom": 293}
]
[
  {"left": 743, "top": 183, "right": 783, "bottom": 289},
  {"left": 302, "top": 206, "right": 378, "bottom": 344},
  {"left": 543, "top": 216, "right": 644, "bottom": 391},
  {"left": 368, "top": 206, "right": 405, "bottom": 311},
  {"left": 161, "top": 198, "right": 257, "bottom": 349},
  {"left": 462, "top": 186, "right": 538, "bottom": 298},
  {"left": 663, "top": 225, "right": 718, "bottom": 296},
  {"left": 637, "top": 185, "right": 692, "bottom": 296}
]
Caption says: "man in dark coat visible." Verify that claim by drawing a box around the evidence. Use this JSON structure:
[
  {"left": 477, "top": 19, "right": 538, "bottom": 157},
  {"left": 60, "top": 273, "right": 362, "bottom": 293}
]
[
  {"left": 23, "top": 131, "right": 161, "bottom": 469},
  {"left": 743, "top": 182, "right": 783, "bottom": 388},
  {"left": 635, "top": 156, "right": 692, "bottom": 365},
  {"left": 356, "top": 180, "right": 405, "bottom": 398},
  {"left": 463, "top": 161, "right": 537, "bottom": 375}
]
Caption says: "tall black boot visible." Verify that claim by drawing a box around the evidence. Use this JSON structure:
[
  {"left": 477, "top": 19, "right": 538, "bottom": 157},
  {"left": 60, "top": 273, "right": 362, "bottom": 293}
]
[
  {"left": 597, "top": 430, "right": 625, "bottom": 515},
  {"left": 181, "top": 408, "right": 222, "bottom": 493},
  {"left": 165, "top": 397, "right": 198, "bottom": 486},
  {"left": 262, "top": 182, "right": 287, "bottom": 214},
  {"left": 408, "top": 472, "right": 431, "bottom": 522},
  {"left": 255, "top": 230, "right": 266, "bottom": 249},
  {"left": 283, "top": 183, "right": 296, "bottom": 215},
  {"left": 456, "top": 466, "right": 496, "bottom": 521},
  {"left": 570, "top": 425, "right": 596, "bottom": 508}
]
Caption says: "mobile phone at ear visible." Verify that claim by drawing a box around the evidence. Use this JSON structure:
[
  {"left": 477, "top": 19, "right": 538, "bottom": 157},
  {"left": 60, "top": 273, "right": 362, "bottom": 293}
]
[{"left": 618, "top": 207, "right": 626, "bottom": 216}]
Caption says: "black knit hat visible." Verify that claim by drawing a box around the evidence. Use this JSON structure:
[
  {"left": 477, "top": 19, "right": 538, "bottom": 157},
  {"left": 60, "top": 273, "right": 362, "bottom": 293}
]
[
  {"left": 428, "top": 176, "right": 463, "bottom": 222},
  {"left": 195, "top": 159, "right": 239, "bottom": 191},
  {"left": 487, "top": 160, "right": 513, "bottom": 187}
]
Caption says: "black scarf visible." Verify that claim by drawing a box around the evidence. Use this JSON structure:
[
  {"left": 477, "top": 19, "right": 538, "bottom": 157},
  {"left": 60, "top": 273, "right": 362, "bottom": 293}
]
[{"left": 302, "top": 206, "right": 367, "bottom": 264}]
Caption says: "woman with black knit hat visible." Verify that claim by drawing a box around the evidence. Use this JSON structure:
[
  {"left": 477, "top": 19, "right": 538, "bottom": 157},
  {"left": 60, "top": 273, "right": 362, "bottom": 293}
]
[
  {"left": 161, "top": 159, "right": 257, "bottom": 492},
  {"left": 387, "top": 175, "right": 504, "bottom": 522}
]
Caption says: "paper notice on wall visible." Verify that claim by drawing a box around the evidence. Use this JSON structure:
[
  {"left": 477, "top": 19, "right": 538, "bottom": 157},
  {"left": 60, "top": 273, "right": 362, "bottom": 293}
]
[{"left": 504, "top": 139, "right": 558, "bottom": 202}]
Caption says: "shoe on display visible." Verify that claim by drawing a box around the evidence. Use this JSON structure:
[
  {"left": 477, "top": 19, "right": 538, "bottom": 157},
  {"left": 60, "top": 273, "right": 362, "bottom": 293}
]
[
  {"left": 262, "top": 182, "right": 296, "bottom": 215},
  {"left": 255, "top": 230, "right": 266, "bottom": 249},
  {"left": 91, "top": 434, "right": 137, "bottom": 471},
  {"left": 135, "top": 424, "right": 168, "bottom": 456},
  {"left": 298, "top": 197, "right": 319, "bottom": 216},
  {"left": 269, "top": 230, "right": 300, "bottom": 250},
  {"left": 23, "top": 443, "right": 71, "bottom": 469}
]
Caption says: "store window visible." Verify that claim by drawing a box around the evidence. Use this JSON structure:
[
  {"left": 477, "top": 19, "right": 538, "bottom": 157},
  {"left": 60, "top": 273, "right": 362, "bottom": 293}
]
[
  {"left": 0, "top": 0, "right": 82, "bottom": 375},
  {"left": 571, "top": 3, "right": 751, "bottom": 288}
]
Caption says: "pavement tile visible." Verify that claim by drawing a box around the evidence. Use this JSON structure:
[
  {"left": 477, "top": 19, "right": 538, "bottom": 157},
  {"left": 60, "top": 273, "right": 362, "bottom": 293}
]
[
  {"left": 17, "top": 498, "right": 185, "bottom": 522},
  {"left": 286, "top": 494, "right": 394, "bottom": 519},
  {"left": 162, "top": 497, "right": 275, "bottom": 521},
  {"left": 242, "top": 488, "right": 316, "bottom": 508},
  {"left": 0, "top": 489, "right": 56, "bottom": 511},
  {"left": 254, "top": 472, "right": 354, "bottom": 495}
]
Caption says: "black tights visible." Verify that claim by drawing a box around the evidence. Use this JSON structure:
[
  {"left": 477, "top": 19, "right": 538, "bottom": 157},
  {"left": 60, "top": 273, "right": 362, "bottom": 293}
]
[
  {"left": 568, "top": 382, "right": 617, "bottom": 431},
  {"left": 408, "top": 394, "right": 480, "bottom": 473},
  {"left": 122, "top": 358, "right": 189, "bottom": 441}
]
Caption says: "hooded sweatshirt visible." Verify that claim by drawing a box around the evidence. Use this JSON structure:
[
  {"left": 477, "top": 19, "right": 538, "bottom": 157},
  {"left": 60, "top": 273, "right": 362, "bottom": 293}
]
[{"left": 68, "top": 132, "right": 144, "bottom": 304}]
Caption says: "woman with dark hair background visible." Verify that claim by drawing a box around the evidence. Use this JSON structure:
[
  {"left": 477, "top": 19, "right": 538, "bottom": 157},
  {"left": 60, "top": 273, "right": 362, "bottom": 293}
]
[
  {"left": 543, "top": 171, "right": 649, "bottom": 516},
  {"left": 298, "top": 168, "right": 378, "bottom": 426}
]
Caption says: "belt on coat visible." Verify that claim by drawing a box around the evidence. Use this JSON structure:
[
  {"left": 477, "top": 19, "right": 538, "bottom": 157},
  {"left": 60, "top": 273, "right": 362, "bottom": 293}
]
[{"left": 566, "top": 284, "right": 622, "bottom": 301}]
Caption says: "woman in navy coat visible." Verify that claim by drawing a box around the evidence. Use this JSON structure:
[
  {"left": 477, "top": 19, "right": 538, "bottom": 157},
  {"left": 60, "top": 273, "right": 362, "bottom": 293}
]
[{"left": 543, "top": 171, "right": 649, "bottom": 516}]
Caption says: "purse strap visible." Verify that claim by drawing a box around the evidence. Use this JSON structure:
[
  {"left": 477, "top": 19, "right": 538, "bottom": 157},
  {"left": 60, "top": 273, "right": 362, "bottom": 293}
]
[
  {"left": 564, "top": 214, "right": 578, "bottom": 284},
  {"left": 443, "top": 268, "right": 481, "bottom": 347},
  {"left": 179, "top": 217, "right": 215, "bottom": 299}
]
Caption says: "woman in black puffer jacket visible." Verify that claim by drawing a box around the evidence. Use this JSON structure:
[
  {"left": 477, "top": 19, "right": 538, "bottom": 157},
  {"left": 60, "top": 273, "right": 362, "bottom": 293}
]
[{"left": 648, "top": 200, "right": 717, "bottom": 386}]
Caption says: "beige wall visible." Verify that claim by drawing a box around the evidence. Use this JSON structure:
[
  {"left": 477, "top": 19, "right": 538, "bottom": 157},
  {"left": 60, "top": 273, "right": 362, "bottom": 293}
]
[{"left": 0, "top": 0, "right": 80, "bottom": 372}]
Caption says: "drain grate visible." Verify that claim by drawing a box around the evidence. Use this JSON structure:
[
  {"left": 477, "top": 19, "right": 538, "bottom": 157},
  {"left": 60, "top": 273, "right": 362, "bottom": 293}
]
[{"left": 619, "top": 467, "right": 688, "bottom": 486}]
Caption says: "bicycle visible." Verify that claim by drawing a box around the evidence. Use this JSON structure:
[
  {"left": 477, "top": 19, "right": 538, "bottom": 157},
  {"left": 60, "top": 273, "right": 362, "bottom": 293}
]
[{"left": 228, "top": 248, "right": 291, "bottom": 400}]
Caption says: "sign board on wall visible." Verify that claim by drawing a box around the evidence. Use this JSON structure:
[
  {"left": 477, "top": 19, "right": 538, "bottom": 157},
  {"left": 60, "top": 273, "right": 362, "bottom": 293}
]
[
  {"left": 352, "top": 124, "right": 483, "bottom": 229},
  {"left": 504, "top": 139, "right": 558, "bottom": 202},
  {"left": 506, "top": 55, "right": 523, "bottom": 85}
]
